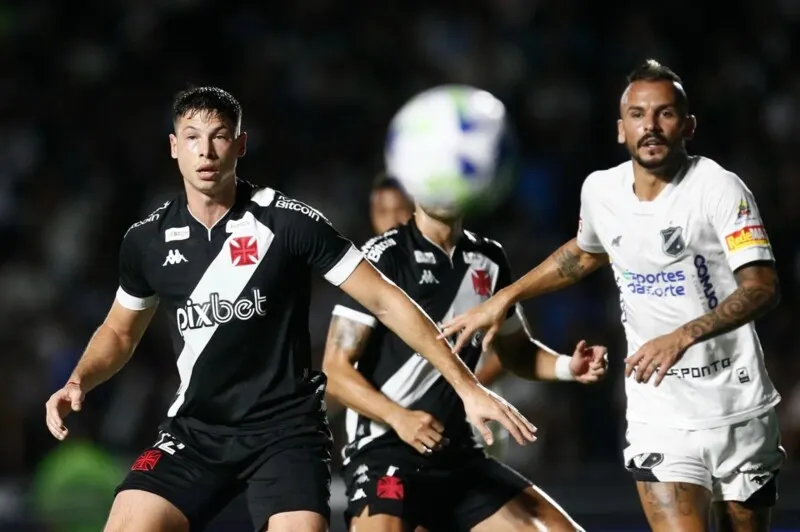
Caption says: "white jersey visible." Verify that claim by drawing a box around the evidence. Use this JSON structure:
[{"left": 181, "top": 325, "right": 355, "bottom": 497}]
[{"left": 577, "top": 156, "right": 780, "bottom": 430}]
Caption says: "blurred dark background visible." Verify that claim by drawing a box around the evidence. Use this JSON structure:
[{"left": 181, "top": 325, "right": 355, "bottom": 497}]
[{"left": 2, "top": 0, "right": 800, "bottom": 530}]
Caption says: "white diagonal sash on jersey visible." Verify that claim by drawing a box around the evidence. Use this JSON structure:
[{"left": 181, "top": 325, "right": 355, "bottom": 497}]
[
  {"left": 167, "top": 212, "right": 275, "bottom": 417},
  {"left": 345, "top": 254, "right": 500, "bottom": 456}
]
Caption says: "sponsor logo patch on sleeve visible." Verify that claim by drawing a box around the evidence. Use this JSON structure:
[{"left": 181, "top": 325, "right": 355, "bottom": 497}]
[{"left": 725, "top": 225, "right": 769, "bottom": 251}]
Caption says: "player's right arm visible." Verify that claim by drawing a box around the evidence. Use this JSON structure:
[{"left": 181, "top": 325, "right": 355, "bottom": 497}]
[
  {"left": 440, "top": 178, "right": 609, "bottom": 353},
  {"left": 322, "top": 311, "right": 447, "bottom": 455},
  {"left": 45, "top": 226, "right": 158, "bottom": 441}
]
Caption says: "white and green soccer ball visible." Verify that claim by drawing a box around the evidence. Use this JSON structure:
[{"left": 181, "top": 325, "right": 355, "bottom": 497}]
[{"left": 384, "top": 85, "right": 515, "bottom": 217}]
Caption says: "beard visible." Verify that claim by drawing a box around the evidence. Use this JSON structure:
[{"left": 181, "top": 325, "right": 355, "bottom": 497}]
[{"left": 627, "top": 137, "right": 685, "bottom": 174}]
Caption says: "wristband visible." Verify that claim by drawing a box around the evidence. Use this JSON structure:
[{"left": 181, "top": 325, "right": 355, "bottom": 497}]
[
  {"left": 66, "top": 381, "right": 81, "bottom": 388},
  {"left": 554, "top": 355, "right": 576, "bottom": 381}
]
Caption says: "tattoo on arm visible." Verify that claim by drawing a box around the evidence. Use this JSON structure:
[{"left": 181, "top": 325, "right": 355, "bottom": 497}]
[
  {"left": 681, "top": 264, "right": 779, "bottom": 344},
  {"left": 553, "top": 246, "right": 584, "bottom": 282},
  {"left": 329, "top": 316, "right": 371, "bottom": 353}
]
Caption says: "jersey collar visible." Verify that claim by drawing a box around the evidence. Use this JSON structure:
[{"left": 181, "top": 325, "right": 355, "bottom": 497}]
[{"left": 409, "top": 216, "right": 467, "bottom": 264}]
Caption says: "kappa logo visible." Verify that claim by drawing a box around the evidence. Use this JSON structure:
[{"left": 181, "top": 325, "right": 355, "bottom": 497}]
[
  {"left": 660, "top": 226, "right": 686, "bottom": 257},
  {"left": 419, "top": 269, "right": 439, "bottom": 285},
  {"left": 163, "top": 250, "right": 188, "bottom": 266}
]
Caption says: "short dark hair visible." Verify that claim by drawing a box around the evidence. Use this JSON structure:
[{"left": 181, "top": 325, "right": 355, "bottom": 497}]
[
  {"left": 172, "top": 86, "right": 242, "bottom": 131},
  {"left": 626, "top": 59, "right": 689, "bottom": 114},
  {"left": 372, "top": 172, "right": 407, "bottom": 194}
]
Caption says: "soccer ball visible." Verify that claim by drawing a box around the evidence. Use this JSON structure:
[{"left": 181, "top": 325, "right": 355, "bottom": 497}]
[{"left": 384, "top": 85, "right": 515, "bottom": 216}]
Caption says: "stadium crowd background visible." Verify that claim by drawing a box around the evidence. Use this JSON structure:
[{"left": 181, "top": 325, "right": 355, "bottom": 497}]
[{"left": 1, "top": 0, "right": 799, "bottom": 530}]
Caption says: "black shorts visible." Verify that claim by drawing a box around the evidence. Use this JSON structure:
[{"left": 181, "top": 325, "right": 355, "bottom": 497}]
[
  {"left": 116, "top": 414, "right": 332, "bottom": 531},
  {"left": 341, "top": 447, "right": 531, "bottom": 531}
]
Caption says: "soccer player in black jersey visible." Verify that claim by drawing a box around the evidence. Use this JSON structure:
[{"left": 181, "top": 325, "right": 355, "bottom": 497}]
[
  {"left": 44, "top": 87, "right": 536, "bottom": 532},
  {"left": 369, "top": 173, "right": 413, "bottom": 235},
  {"left": 323, "top": 201, "right": 608, "bottom": 530}
]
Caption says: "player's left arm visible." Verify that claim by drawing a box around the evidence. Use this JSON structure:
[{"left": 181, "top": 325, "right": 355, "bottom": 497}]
[
  {"left": 626, "top": 174, "right": 780, "bottom": 385},
  {"left": 678, "top": 263, "right": 779, "bottom": 345},
  {"left": 678, "top": 174, "right": 781, "bottom": 345}
]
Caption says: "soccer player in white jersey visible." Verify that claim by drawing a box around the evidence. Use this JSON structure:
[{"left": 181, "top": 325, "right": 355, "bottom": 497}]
[{"left": 440, "top": 60, "right": 784, "bottom": 532}]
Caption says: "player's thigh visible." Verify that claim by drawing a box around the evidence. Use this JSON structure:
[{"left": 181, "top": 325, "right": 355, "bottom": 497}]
[
  {"left": 636, "top": 482, "right": 711, "bottom": 532},
  {"left": 470, "top": 485, "right": 584, "bottom": 532},
  {"left": 712, "top": 501, "right": 771, "bottom": 532},
  {"left": 624, "top": 421, "right": 714, "bottom": 531},
  {"left": 711, "top": 475, "right": 777, "bottom": 532},
  {"left": 446, "top": 454, "right": 582, "bottom": 532},
  {"left": 350, "top": 506, "right": 413, "bottom": 532},
  {"left": 113, "top": 431, "right": 236, "bottom": 530},
  {"left": 267, "top": 510, "right": 328, "bottom": 532},
  {"left": 246, "top": 435, "right": 333, "bottom": 531},
  {"left": 341, "top": 458, "right": 427, "bottom": 531},
  {"left": 105, "top": 489, "right": 188, "bottom": 532},
  {"left": 710, "top": 409, "right": 783, "bottom": 517}
]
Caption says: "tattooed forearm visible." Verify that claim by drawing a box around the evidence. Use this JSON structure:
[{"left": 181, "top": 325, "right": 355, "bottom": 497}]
[
  {"left": 681, "top": 264, "right": 779, "bottom": 345},
  {"left": 553, "top": 247, "right": 585, "bottom": 282},
  {"left": 329, "top": 316, "right": 371, "bottom": 352}
]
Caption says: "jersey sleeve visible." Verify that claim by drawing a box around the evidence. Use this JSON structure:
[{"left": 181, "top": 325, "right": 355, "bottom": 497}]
[
  {"left": 576, "top": 177, "right": 605, "bottom": 253},
  {"left": 281, "top": 203, "right": 363, "bottom": 286},
  {"left": 488, "top": 241, "right": 527, "bottom": 337},
  {"left": 707, "top": 173, "right": 775, "bottom": 271},
  {"left": 116, "top": 231, "right": 159, "bottom": 310},
  {"left": 331, "top": 234, "right": 399, "bottom": 328}
]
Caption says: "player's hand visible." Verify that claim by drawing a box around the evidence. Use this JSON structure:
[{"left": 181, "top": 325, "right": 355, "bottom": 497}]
[
  {"left": 569, "top": 340, "right": 609, "bottom": 384},
  {"left": 45, "top": 382, "right": 84, "bottom": 441},
  {"left": 459, "top": 384, "right": 537, "bottom": 446},
  {"left": 438, "top": 292, "right": 514, "bottom": 354},
  {"left": 624, "top": 331, "right": 690, "bottom": 386},
  {"left": 387, "top": 409, "right": 449, "bottom": 456}
]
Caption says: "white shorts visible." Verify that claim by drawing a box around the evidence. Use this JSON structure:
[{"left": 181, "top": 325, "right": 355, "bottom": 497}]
[{"left": 623, "top": 409, "right": 785, "bottom": 504}]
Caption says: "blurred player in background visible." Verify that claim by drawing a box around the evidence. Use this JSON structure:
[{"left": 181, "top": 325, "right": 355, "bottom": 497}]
[
  {"left": 441, "top": 60, "right": 784, "bottom": 532},
  {"left": 323, "top": 93, "right": 607, "bottom": 532},
  {"left": 324, "top": 199, "right": 607, "bottom": 532},
  {"left": 369, "top": 172, "right": 413, "bottom": 234},
  {"left": 44, "top": 87, "right": 537, "bottom": 532},
  {"left": 369, "top": 171, "right": 508, "bottom": 458}
]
